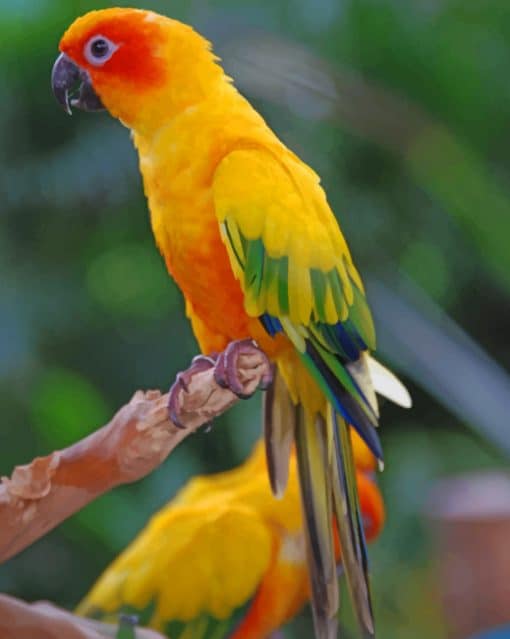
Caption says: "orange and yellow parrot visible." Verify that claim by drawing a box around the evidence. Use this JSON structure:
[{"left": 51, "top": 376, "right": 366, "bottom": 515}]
[
  {"left": 77, "top": 440, "right": 384, "bottom": 639},
  {"left": 52, "top": 9, "right": 410, "bottom": 638}
]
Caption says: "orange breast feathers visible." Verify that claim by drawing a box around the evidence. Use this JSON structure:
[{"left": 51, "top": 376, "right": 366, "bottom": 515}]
[{"left": 129, "top": 95, "right": 287, "bottom": 356}]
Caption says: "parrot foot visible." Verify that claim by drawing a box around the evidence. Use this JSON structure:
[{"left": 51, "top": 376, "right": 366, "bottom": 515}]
[
  {"left": 167, "top": 355, "right": 216, "bottom": 428},
  {"left": 214, "top": 339, "right": 274, "bottom": 399}
]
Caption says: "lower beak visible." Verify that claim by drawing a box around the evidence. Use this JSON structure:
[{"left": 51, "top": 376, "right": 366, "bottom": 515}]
[{"left": 51, "top": 53, "right": 104, "bottom": 115}]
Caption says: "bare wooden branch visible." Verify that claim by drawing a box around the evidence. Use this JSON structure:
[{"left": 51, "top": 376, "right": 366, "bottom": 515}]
[
  {"left": 0, "top": 594, "right": 165, "bottom": 639},
  {"left": 0, "top": 348, "right": 270, "bottom": 563}
]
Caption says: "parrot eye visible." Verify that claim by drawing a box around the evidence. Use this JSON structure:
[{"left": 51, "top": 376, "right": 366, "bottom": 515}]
[{"left": 84, "top": 35, "right": 118, "bottom": 66}]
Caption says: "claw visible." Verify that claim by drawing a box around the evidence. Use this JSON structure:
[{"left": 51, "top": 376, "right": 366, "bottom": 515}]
[
  {"left": 167, "top": 355, "right": 216, "bottom": 428},
  {"left": 214, "top": 339, "right": 273, "bottom": 398}
]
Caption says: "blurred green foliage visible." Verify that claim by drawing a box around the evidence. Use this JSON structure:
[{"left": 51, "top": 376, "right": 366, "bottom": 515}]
[{"left": 1, "top": 1, "right": 510, "bottom": 638}]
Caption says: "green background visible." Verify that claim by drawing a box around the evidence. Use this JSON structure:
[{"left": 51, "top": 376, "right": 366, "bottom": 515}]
[{"left": 1, "top": 1, "right": 510, "bottom": 637}]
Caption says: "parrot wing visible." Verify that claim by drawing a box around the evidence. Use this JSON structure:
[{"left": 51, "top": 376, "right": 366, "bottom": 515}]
[
  {"left": 213, "top": 148, "right": 381, "bottom": 637},
  {"left": 77, "top": 500, "right": 274, "bottom": 638},
  {"left": 212, "top": 148, "right": 379, "bottom": 430},
  {"left": 213, "top": 149, "right": 375, "bottom": 340}
]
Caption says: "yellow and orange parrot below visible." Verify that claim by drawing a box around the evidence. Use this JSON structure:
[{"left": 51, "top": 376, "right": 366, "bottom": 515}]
[
  {"left": 52, "top": 9, "right": 411, "bottom": 638},
  {"left": 77, "top": 440, "right": 385, "bottom": 638}
]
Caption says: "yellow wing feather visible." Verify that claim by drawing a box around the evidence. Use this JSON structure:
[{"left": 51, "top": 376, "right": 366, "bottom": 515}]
[
  {"left": 213, "top": 148, "right": 362, "bottom": 328},
  {"left": 77, "top": 443, "right": 303, "bottom": 629}
]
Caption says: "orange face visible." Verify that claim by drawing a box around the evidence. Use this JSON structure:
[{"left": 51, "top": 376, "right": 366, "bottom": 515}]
[
  {"left": 59, "top": 9, "right": 167, "bottom": 95},
  {"left": 53, "top": 8, "right": 219, "bottom": 130},
  {"left": 52, "top": 8, "right": 189, "bottom": 129}
]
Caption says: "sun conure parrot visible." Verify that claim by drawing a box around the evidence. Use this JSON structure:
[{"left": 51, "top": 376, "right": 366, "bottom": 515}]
[
  {"left": 52, "top": 9, "right": 411, "bottom": 638},
  {"left": 76, "top": 440, "right": 385, "bottom": 639}
]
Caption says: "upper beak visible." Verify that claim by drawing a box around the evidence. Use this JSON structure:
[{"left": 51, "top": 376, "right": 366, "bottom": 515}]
[{"left": 51, "top": 53, "right": 104, "bottom": 115}]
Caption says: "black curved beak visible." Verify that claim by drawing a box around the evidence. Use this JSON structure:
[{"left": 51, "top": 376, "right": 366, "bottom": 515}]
[{"left": 51, "top": 53, "right": 104, "bottom": 115}]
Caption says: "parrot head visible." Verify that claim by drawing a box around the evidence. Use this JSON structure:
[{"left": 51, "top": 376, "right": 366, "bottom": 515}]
[{"left": 52, "top": 8, "right": 219, "bottom": 130}]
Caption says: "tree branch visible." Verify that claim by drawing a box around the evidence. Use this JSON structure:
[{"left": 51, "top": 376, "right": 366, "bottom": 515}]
[
  {"left": 0, "top": 347, "right": 270, "bottom": 563},
  {"left": 0, "top": 594, "right": 165, "bottom": 639}
]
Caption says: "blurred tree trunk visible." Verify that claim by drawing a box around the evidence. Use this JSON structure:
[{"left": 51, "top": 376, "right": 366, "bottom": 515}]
[{"left": 428, "top": 473, "right": 510, "bottom": 639}]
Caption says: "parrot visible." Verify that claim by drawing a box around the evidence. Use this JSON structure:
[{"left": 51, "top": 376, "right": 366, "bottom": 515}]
[
  {"left": 51, "top": 9, "right": 411, "bottom": 638},
  {"left": 76, "top": 439, "right": 385, "bottom": 639}
]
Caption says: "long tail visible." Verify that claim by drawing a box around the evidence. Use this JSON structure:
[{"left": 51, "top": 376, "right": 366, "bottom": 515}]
[
  {"left": 265, "top": 390, "right": 372, "bottom": 637},
  {"left": 295, "top": 409, "right": 339, "bottom": 638},
  {"left": 330, "top": 408, "right": 374, "bottom": 637},
  {"left": 264, "top": 351, "right": 410, "bottom": 638}
]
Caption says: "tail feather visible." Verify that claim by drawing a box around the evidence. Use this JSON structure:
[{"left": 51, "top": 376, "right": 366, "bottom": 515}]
[
  {"left": 330, "top": 408, "right": 375, "bottom": 638},
  {"left": 262, "top": 315, "right": 407, "bottom": 638},
  {"left": 295, "top": 408, "right": 339, "bottom": 639},
  {"left": 264, "top": 368, "right": 297, "bottom": 498}
]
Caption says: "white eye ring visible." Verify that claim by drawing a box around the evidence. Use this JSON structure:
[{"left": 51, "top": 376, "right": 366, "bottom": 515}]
[{"left": 84, "top": 35, "right": 119, "bottom": 67}]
